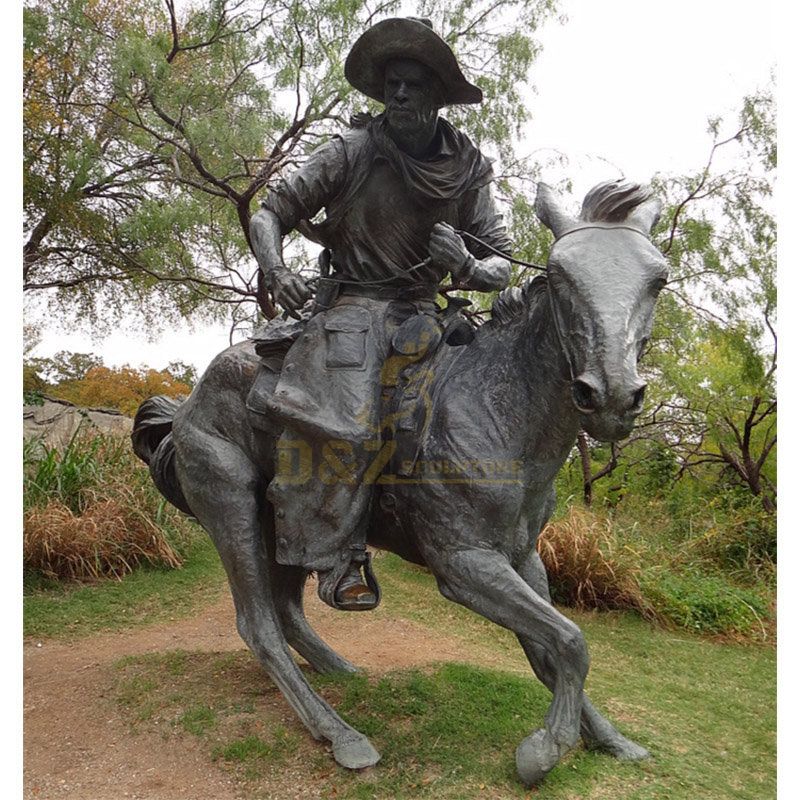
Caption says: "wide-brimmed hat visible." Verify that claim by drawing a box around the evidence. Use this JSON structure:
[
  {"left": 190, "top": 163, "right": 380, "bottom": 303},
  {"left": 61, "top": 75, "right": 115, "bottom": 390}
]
[{"left": 344, "top": 17, "right": 483, "bottom": 106}]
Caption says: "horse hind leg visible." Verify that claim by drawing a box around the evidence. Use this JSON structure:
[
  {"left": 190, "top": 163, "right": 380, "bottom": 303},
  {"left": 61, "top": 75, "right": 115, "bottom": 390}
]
[
  {"left": 175, "top": 430, "right": 377, "bottom": 769},
  {"left": 516, "top": 550, "right": 649, "bottom": 761},
  {"left": 266, "top": 548, "right": 359, "bottom": 675}
]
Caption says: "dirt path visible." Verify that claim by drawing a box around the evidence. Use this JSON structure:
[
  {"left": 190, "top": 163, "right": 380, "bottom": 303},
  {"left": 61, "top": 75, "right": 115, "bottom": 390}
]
[{"left": 24, "top": 586, "right": 482, "bottom": 800}]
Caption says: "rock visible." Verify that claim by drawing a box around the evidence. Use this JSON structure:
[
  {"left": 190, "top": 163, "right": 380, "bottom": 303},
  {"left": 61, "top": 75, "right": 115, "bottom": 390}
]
[{"left": 23, "top": 397, "right": 133, "bottom": 448}]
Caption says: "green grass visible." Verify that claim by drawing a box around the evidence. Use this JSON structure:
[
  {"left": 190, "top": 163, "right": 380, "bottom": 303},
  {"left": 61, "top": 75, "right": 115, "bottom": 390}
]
[
  {"left": 179, "top": 705, "right": 218, "bottom": 736},
  {"left": 23, "top": 533, "right": 226, "bottom": 638},
  {"left": 110, "top": 553, "right": 776, "bottom": 800}
]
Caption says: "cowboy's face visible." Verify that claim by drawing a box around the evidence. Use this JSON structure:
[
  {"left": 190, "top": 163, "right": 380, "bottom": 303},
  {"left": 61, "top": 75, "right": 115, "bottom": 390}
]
[{"left": 383, "top": 59, "right": 441, "bottom": 134}]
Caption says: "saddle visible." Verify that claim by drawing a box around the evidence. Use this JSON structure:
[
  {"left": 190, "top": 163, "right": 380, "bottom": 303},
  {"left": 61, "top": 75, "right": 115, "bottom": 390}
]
[{"left": 246, "top": 295, "right": 474, "bottom": 476}]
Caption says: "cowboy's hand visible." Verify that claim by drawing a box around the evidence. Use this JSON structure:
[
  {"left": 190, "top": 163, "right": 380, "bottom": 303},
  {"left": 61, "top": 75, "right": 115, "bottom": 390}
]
[
  {"left": 429, "top": 222, "right": 472, "bottom": 279},
  {"left": 269, "top": 267, "right": 312, "bottom": 312}
]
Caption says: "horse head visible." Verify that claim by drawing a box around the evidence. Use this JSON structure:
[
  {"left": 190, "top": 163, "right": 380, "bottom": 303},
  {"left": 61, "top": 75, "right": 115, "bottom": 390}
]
[{"left": 535, "top": 179, "right": 668, "bottom": 442}]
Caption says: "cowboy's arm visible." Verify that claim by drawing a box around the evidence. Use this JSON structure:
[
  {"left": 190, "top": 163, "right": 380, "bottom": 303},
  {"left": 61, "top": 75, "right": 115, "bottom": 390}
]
[
  {"left": 428, "top": 182, "right": 512, "bottom": 292},
  {"left": 250, "top": 209, "right": 312, "bottom": 310},
  {"left": 251, "top": 137, "right": 347, "bottom": 311}
]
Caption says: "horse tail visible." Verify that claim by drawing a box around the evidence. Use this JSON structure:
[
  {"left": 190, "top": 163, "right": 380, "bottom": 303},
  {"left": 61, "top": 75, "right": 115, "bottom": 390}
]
[{"left": 132, "top": 395, "right": 194, "bottom": 516}]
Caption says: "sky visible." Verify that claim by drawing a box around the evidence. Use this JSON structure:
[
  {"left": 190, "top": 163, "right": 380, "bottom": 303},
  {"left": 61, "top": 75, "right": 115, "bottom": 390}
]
[{"left": 25, "top": 0, "right": 777, "bottom": 376}]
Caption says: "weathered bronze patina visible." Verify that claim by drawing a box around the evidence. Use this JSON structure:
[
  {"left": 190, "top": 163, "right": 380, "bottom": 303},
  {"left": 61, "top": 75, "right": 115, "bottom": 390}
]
[
  {"left": 249, "top": 17, "right": 512, "bottom": 610},
  {"left": 133, "top": 18, "right": 667, "bottom": 787}
]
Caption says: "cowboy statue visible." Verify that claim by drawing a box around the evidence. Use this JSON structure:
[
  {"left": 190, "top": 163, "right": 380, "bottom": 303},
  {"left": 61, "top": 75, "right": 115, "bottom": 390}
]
[{"left": 249, "top": 17, "right": 513, "bottom": 611}]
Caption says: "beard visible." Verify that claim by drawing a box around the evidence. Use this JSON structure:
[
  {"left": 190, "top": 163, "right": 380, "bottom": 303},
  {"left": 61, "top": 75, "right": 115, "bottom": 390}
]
[{"left": 385, "top": 103, "right": 437, "bottom": 136}]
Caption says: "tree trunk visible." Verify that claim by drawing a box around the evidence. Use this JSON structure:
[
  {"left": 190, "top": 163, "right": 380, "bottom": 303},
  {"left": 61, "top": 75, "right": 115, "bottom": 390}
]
[{"left": 577, "top": 432, "right": 593, "bottom": 506}]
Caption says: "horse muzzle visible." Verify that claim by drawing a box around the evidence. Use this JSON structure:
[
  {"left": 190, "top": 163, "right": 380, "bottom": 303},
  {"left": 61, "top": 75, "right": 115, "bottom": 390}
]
[{"left": 571, "top": 373, "right": 646, "bottom": 442}]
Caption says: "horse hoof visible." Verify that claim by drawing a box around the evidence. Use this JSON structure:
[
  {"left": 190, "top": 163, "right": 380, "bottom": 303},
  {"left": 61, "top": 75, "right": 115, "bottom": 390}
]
[
  {"left": 594, "top": 733, "right": 650, "bottom": 761},
  {"left": 331, "top": 733, "right": 381, "bottom": 770},
  {"left": 515, "top": 728, "right": 564, "bottom": 787}
]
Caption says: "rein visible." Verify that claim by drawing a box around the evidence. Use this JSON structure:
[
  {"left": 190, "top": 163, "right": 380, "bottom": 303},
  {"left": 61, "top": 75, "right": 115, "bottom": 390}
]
[{"left": 307, "top": 224, "right": 650, "bottom": 288}]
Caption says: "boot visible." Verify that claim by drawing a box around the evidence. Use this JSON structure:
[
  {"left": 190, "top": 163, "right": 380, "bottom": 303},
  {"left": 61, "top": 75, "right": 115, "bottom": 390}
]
[
  {"left": 317, "top": 550, "right": 380, "bottom": 612},
  {"left": 334, "top": 561, "right": 378, "bottom": 610}
]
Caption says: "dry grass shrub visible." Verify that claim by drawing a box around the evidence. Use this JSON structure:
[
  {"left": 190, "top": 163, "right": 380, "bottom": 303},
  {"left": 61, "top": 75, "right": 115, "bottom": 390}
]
[
  {"left": 537, "top": 506, "right": 653, "bottom": 617},
  {"left": 24, "top": 498, "right": 182, "bottom": 580},
  {"left": 23, "top": 429, "right": 195, "bottom": 582}
]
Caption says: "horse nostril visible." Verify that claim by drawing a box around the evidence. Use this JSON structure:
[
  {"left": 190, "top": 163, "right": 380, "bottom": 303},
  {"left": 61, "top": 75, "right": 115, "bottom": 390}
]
[
  {"left": 572, "top": 380, "right": 596, "bottom": 413},
  {"left": 630, "top": 385, "right": 646, "bottom": 411}
]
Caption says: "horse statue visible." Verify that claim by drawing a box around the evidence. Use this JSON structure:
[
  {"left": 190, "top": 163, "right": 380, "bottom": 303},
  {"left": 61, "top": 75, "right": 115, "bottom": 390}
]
[{"left": 132, "top": 180, "right": 667, "bottom": 787}]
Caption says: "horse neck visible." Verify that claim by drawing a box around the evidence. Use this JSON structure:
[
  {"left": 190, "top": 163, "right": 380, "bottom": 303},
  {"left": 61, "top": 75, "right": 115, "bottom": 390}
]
[{"left": 458, "top": 286, "right": 580, "bottom": 479}]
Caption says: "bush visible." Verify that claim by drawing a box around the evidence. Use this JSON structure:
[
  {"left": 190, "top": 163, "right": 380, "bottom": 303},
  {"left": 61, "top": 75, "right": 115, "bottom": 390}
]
[
  {"left": 24, "top": 499, "right": 182, "bottom": 580},
  {"left": 23, "top": 427, "right": 197, "bottom": 582},
  {"left": 537, "top": 506, "right": 654, "bottom": 618},
  {"left": 687, "top": 500, "right": 776, "bottom": 582},
  {"left": 640, "top": 569, "right": 770, "bottom": 637}
]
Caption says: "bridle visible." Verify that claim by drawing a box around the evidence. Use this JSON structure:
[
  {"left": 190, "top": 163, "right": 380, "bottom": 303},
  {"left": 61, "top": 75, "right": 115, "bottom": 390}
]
[{"left": 545, "top": 224, "right": 653, "bottom": 383}]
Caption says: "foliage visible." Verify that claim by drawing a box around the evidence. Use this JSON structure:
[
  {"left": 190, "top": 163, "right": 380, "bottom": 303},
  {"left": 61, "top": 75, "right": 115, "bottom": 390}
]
[
  {"left": 25, "top": 497, "right": 183, "bottom": 580},
  {"left": 23, "top": 350, "right": 193, "bottom": 415},
  {"left": 53, "top": 364, "right": 192, "bottom": 416},
  {"left": 24, "top": 428, "right": 103, "bottom": 513},
  {"left": 25, "top": 350, "right": 103, "bottom": 384},
  {"left": 23, "top": 0, "right": 560, "bottom": 334},
  {"left": 540, "top": 501, "right": 773, "bottom": 639},
  {"left": 23, "top": 429, "right": 199, "bottom": 581},
  {"left": 536, "top": 506, "right": 652, "bottom": 617},
  {"left": 640, "top": 568, "right": 769, "bottom": 637},
  {"left": 644, "top": 87, "right": 776, "bottom": 511}
]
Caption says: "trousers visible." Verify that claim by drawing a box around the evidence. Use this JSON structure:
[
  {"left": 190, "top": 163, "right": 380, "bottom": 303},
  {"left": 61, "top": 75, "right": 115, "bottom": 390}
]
[{"left": 265, "top": 293, "right": 438, "bottom": 571}]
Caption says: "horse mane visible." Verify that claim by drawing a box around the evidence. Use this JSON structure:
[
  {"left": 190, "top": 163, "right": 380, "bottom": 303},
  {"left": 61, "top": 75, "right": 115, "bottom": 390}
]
[
  {"left": 579, "top": 179, "right": 652, "bottom": 223},
  {"left": 488, "top": 180, "right": 652, "bottom": 327},
  {"left": 489, "top": 275, "right": 548, "bottom": 327}
]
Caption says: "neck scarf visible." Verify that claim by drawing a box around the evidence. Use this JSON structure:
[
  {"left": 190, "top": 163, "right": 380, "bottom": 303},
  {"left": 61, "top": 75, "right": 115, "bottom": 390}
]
[{"left": 359, "top": 113, "right": 494, "bottom": 204}]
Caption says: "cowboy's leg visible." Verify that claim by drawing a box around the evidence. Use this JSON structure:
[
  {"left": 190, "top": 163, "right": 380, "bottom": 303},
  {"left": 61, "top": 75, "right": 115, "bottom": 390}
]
[{"left": 268, "top": 434, "right": 378, "bottom": 610}]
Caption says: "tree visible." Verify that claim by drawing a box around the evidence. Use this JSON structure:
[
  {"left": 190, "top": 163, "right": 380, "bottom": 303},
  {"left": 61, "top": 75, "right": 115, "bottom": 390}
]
[
  {"left": 49, "top": 363, "right": 193, "bottom": 415},
  {"left": 538, "top": 87, "right": 777, "bottom": 514},
  {"left": 24, "top": 350, "right": 104, "bottom": 396},
  {"left": 23, "top": 0, "right": 560, "bottom": 334},
  {"left": 647, "top": 87, "right": 776, "bottom": 511}
]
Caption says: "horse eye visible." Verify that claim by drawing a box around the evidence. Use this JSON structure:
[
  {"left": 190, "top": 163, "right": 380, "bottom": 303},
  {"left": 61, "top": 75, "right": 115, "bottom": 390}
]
[{"left": 652, "top": 277, "right": 667, "bottom": 292}]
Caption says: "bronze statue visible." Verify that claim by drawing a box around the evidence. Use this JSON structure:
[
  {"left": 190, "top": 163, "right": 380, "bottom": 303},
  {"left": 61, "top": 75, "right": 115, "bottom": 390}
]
[{"left": 133, "top": 17, "right": 667, "bottom": 788}]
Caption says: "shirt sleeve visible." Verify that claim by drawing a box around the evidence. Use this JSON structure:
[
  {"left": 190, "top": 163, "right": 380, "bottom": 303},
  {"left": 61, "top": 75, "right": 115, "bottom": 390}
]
[
  {"left": 260, "top": 137, "right": 348, "bottom": 235},
  {"left": 457, "top": 181, "right": 512, "bottom": 291},
  {"left": 460, "top": 181, "right": 513, "bottom": 259}
]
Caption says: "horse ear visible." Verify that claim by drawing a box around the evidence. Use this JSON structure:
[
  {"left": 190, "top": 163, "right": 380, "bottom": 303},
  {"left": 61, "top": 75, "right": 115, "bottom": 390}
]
[
  {"left": 535, "top": 183, "right": 575, "bottom": 238},
  {"left": 627, "top": 196, "right": 663, "bottom": 235}
]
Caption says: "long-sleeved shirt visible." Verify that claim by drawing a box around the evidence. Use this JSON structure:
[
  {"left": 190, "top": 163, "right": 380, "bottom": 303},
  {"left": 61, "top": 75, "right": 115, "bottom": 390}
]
[{"left": 261, "top": 117, "right": 512, "bottom": 291}]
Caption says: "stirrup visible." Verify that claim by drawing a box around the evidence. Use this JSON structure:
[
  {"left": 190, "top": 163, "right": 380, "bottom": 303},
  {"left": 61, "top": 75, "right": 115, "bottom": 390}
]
[{"left": 318, "top": 546, "right": 381, "bottom": 612}]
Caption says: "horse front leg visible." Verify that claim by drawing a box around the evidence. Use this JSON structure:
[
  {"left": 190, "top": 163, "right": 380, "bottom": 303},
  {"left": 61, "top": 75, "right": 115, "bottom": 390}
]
[
  {"left": 516, "top": 551, "right": 650, "bottom": 760},
  {"left": 431, "top": 547, "right": 588, "bottom": 787}
]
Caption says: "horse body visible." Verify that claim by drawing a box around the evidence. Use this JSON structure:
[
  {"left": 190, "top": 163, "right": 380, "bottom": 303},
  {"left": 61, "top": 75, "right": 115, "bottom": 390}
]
[{"left": 133, "top": 180, "right": 667, "bottom": 786}]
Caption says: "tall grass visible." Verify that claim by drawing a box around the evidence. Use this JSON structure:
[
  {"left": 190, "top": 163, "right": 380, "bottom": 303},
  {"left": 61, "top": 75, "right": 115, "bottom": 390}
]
[
  {"left": 537, "top": 502, "right": 773, "bottom": 639},
  {"left": 537, "top": 506, "right": 654, "bottom": 618},
  {"left": 23, "top": 425, "right": 198, "bottom": 582}
]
